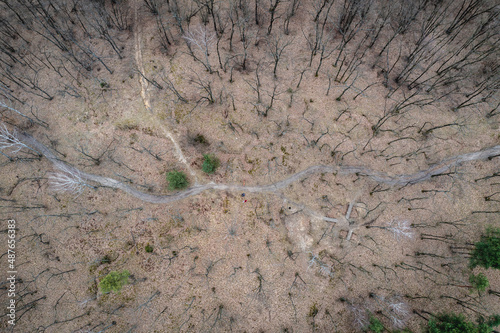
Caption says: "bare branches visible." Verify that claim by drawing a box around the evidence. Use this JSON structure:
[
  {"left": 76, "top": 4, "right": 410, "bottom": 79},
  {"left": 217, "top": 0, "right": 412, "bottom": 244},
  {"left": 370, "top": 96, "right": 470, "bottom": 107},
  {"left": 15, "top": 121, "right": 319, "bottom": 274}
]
[
  {"left": 267, "top": 0, "right": 282, "bottom": 36},
  {"left": 143, "top": 0, "right": 160, "bottom": 15},
  {"left": 283, "top": 0, "right": 301, "bottom": 35},
  {"left": 183, "top": 25, "right": 216, "bottom": 74},
  {"left": 48, "top": 164, "right": 94, "bottom": 197},
  {"left": 161, "top": 73, "right": 188, "bottom": 103},
  {"left": 0, "top": 123, "right": 38, "bottom": 157},
  {"left": 268, "top": 33, "right": 293, "bottom": 79},
  {"left": 387, "top": 219, "right": 415, "bottom": 241},
  {"left": 366, "top": 219, "right": 415, "bottom": 241},
  {"left": 190, "top": 71, "right": 216, "bottom": 105},
  {"left": 308, "top": 252, "right": 335, "bottom": 278}
]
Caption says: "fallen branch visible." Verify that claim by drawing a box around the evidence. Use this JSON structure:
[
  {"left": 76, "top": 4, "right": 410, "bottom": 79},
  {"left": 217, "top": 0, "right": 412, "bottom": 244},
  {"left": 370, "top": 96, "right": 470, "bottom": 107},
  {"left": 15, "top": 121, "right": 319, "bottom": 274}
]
[{"left": 14, "top": 131, "right": 500, "bottom": 204}]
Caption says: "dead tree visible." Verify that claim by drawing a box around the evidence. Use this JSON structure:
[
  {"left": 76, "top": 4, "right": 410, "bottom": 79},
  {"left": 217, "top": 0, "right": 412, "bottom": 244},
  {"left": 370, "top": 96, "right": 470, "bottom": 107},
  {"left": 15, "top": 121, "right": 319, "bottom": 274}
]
[
  {"left": 1, "top": 66, "right": 54, "bottom": 100},
  {"left": 156, "top": 14, "right": 173, "bottom": 53},
  {"left": 4, "top": 101, "right": 48, "bottom": 130},
  {"left": 244, "top": 63, "right": 263, "bottom": 104},
  {"left": 190, "top": 71, "right": 216, "bottom": 105},
  {"left": 334, "top": 34, "right": 368, "bottom": 83},
  {"left": 394, "top": 1, "right": 452, "bottom": 86},
  {"left": 268, "top": 33, "right": 293, "bottom": 79},
  {"left": 283, "top": 0, "right": 300, "bottom": 35},
  {"left": 305, "top": 0, "right": 334, "bottom": 66},
  {"left": 0, "top": 123, "right": 39, "bottom": 157},
  {"left": 161, "top": 73, "right": 188, "bottom": 103},
  {"left": 312, "top": 0, "right": 332, "bottom": 23},
  {"left": 75, "top": 139, "right": 116, "bottom": 166},
  {"left": 314, "top": 34, "right": 335, "bottom": 77},
  {"left": 377, "top": 0, "right": 423, "bottom": 57},
  {"left": 85, "top": 5, "right": 124, "bottom": 59},
  {"left": 237, "top": 10, "right": 253, "bottom": 71},
  {"left": 366, "top": 1, "right": 392, "bottom": 49},
  {"left": 445, "top": 0, "right": 488, "bottom": 35},
  {"left": 332, "top": 0, "right": 372, "bottom": 67},
  {"left": 183, "top": 25, "right": 216, "bottom": 74},
  {"left": 371, "top": 90, "right": 431, "bottom": 134},
  {"left": 109, "top": 0, "right": 130, "bottom": 31},
  {"left": 267, "top": 0, "right": 282, "bottom": 36},
  {"left": 169, "top": 0, "right": 200, "bottom": 35},
  {"left": 255, "top": 0, "right": 261, "bottom": 25},
  {"left": 143, "top": 0, "right": 160, "bottom": 15},
  {"left": 453, "top": 72, "right": 499, "bottom": 112},
  {"left": 262, "top": 82, "right": 280, "bottom": 117},
  {"left": 48, "top": 164, "right": 94, "bottom": 197}
]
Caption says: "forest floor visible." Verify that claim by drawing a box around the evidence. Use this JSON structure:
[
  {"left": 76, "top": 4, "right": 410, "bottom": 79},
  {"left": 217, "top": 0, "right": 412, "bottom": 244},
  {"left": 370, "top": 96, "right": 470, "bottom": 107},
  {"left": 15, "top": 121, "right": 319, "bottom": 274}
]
[{"left": 0, "top": 0, "right": 499, "bottom": 332}]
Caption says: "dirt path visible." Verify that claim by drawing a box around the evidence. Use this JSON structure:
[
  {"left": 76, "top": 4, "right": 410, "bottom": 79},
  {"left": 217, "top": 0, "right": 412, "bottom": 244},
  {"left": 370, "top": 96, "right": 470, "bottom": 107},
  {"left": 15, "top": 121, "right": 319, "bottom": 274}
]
[
  {"left": 133, "top": 1, "right": 198, "bottom": 183},
  {"left": 18, "top": 131, "right": 500, "bottom": 206}
]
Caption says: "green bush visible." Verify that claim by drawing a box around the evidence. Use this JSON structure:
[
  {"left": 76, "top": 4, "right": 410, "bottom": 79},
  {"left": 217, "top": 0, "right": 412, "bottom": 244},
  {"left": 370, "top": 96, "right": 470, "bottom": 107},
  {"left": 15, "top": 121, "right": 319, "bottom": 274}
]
[
  {"left": 99, "top": 270, "right": 130, "bottom": 294},
  {"left": 427, "top": 313, "right": 500, "bottom": 333},
  {"left": 368, "top": 315, "right": 384, "bottom": 333},
  {"left": 145, "top": 243, "right": 153, "bottom": 253},
  {"left": 469, "top": 273, "right": 489, "bottom": 292},
  {"left": 166, "top": 170, "right": 189, "bottom": 190},
  {"left": 202, "top": 154, "right": 220, "bottom": 174},
  {"left": 470, "top": 227, "right": 500, "bottom": 270}
]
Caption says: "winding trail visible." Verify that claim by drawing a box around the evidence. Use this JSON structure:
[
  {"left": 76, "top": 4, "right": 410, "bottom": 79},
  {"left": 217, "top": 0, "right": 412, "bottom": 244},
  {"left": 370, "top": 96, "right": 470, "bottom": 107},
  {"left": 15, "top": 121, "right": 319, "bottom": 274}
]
[{"left": 18, "top": 131, "right": 500, "bottom": 206}]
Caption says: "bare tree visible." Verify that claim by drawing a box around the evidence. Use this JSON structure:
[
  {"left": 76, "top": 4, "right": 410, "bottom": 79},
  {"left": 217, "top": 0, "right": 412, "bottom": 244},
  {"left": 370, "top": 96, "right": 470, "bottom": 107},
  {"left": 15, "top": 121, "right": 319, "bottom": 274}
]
[
  {"left": 283, "top": 0, "right": 300, "bottom": 35},
  {"left": 331, "top": 0, "right": 373, "bottom": 67},
  {"left": 183, "top": 25, "right": 216, "bottom": 73},
  {"left": 190, "top": 71, "right": 216, "bottom": 105},
  {"left": 267, "top": 0, "right": 282, "bottom": 35},
  {"left": 155, "top": 10, "right": 173, "bottom": 53},
  {"left": 0, "top": 99, "right": 48, "bottom": 127},
  {"left": 84, "top": 3, "right": 124, "bottom": 59},
  {"left": 366, "top": 219, "right": 415, "bottom": 241},
  {"left": 236, "top": 3, "right": 254, "bottom": 71},
  {"left": 161, "top": 73, "right": 188, "bottom": 103},
  {"left": 48, "top": 164, "right": 93, "bottom": 197},
  {"left": 109, "top": 0, "right": 130, "bottom": 31},
  {"left": 304, "top": 0, "right": 334, "bottom": 66},
  {"left": 0, "top": 123, "right": 38, "bottom": 156},
  {"left": 377, "top": 0, "right": 423, "bottom": 57},
  {"left": 268, "top": 33, "right": 293, "bottom": 79},
  {"left": 143, "top": 0, "right": 160, "bottom": 15}
]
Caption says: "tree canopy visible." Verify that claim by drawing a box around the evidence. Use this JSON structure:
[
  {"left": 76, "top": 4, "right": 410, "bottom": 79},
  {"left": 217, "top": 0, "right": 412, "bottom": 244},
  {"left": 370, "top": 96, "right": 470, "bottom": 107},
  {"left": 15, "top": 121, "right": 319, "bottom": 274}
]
[{"left": 427, "top": 313, "right": 500, "bottom": 333}]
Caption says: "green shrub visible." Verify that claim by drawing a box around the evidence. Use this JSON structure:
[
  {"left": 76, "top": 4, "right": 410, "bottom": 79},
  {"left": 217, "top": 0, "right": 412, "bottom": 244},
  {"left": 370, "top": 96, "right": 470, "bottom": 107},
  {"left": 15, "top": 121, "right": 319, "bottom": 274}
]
[
  {"left": 166, "top": 170, "right": 189, "bottom": 190},
  {"left": 202, "top": 154, "right": 220, "bottom": 174},
  {"left": 470, "top": 227, "right": 500, "bottom": 270},
  {"left": 99, "top": 270, "right": 130, "bottom": 294},
  {"left": 427, "top": 313, "right": 500, "bottom": 333},
  {"left": 368, "top": 315, "right": 384, "bottom": 333},
  {"left": 469, "top": 273, "right": 489, "bottom": 292},
  {"left": 145, "top": 243, "right": 153, "bottom": 253}
]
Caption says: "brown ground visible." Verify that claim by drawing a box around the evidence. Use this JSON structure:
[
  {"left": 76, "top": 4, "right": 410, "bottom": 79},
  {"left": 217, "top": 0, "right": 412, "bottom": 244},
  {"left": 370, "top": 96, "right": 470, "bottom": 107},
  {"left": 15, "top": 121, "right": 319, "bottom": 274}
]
[{"left": 0, "top": 0, "right": 499, "bottom": 332}]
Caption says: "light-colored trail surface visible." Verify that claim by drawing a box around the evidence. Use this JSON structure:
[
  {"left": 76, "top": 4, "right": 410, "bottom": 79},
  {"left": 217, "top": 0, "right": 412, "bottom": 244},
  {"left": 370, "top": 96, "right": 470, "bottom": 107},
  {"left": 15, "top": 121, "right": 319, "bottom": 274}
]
[
  {"left": 18, "top": 131, "right": 500, "bottom": 204},
  {"left": 133, "top": 1, "right": 197, "bottom": 182}
]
